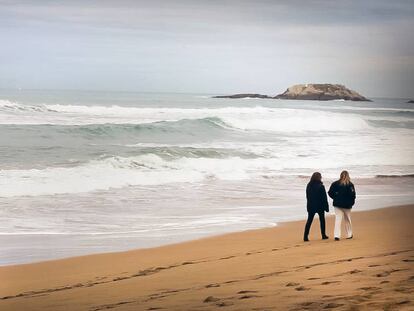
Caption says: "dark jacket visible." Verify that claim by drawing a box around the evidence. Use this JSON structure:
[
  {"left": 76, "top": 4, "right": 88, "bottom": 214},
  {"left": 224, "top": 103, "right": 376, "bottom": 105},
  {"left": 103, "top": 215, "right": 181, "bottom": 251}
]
[
  {"left": 306, "top": 181, "right": 329, "bottom": 213},
  {"left": 328, "top": 181, "right": 356, "bottom": 209}
]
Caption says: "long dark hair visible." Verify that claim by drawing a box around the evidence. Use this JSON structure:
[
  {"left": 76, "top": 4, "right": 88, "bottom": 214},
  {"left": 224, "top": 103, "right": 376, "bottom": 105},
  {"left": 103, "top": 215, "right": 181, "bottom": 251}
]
[{"left": 309, "top": 172, "right": 322, "bottom": 183}]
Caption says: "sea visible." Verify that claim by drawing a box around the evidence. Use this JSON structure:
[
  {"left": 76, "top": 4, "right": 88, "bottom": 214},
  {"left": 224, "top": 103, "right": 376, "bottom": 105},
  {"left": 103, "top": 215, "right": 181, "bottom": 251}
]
[{"left": 0, "top": 89, "right": 413, "bottom": 265}]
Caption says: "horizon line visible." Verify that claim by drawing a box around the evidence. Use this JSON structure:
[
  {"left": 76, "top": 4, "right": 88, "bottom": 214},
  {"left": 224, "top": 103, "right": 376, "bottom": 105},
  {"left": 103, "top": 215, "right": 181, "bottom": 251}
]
[{"left": 0, "top": 87, "right": 412, "bottom": 100}]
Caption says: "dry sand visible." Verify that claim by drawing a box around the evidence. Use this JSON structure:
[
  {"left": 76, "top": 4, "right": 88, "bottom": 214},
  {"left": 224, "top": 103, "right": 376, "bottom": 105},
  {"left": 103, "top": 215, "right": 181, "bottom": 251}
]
[{"left": 1, "top": 205, "right": 413, "bottom": 311}]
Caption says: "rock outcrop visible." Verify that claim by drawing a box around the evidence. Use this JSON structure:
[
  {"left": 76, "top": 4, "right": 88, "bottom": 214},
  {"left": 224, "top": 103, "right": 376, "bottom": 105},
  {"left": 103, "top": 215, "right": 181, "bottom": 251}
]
[
  {"left": 407, "top": 100, "right": 414, "bottom": 104},
  {"left": 275, "top": 84, "right": 371, "bottom": 101},
  {"left": 213, "top": 93, "right": 270, "bottom": 99}
]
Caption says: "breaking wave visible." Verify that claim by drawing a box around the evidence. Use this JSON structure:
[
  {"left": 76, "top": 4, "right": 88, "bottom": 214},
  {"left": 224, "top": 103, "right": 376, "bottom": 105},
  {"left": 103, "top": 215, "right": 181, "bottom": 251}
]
[
  {"left": 2, "top": 152, "right": 413, "bottom": 197},
  {"left": 0, "top": 99, "right": 373, "bottom": 133},
  {"left": 0, "top": 154, "right": 268, "bottom": 197}
]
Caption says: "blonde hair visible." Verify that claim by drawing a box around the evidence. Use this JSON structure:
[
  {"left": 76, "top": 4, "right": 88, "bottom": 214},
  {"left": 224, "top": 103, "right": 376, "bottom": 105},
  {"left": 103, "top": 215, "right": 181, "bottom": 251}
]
[{"left": 339, "top": 170, "right": 351, "bottom": 185}]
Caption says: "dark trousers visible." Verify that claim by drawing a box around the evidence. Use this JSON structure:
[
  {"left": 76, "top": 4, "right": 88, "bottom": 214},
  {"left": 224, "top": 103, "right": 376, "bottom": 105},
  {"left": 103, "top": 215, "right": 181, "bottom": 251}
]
[{"left": 304, "top": 211, "right": 326, "bottom": 238}]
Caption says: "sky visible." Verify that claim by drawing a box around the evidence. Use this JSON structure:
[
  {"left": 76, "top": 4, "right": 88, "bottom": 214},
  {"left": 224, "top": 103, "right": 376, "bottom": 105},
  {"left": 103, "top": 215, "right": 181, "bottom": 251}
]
[{"left": 0, "top": 0, "right": 413, "bottom": 97}]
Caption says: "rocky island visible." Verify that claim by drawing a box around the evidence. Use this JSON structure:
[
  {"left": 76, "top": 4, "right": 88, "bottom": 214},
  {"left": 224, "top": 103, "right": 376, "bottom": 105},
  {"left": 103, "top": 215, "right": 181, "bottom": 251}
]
[
  {"left": 213, "top": 84, "right": 371, "bottom": 101},
  {"left": 275, "top": 84, "right": 371, "bottom": 101},
  {"left": 213, "top": 93, "right": 270, "bottom": 99},
  {"left": 407, "top": 99, "right": 414, "bottom": 104}
]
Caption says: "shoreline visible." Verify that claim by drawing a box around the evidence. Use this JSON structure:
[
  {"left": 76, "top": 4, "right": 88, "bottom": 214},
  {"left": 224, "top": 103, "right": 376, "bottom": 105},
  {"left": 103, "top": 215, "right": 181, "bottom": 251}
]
[
  {"left": 1, "top": 204, "right": 413, "bottom": 310},
  {"left": 2, "top": 195, "right": 413, "bottom": 267}
]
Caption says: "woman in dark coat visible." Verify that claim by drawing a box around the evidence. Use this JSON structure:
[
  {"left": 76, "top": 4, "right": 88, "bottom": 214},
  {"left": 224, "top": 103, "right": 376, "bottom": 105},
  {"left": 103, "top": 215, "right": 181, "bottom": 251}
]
[
  {"left": 328, "top": 170, "right": 356, "bottom": 241},
  {"left": 304, "top": 172, "right": 329, "bottom": 241}
]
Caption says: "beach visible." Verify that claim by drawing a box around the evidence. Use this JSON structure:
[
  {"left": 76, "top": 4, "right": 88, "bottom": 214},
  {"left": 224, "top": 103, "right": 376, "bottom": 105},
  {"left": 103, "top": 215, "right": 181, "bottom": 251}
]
[{"left": 1, "top": 204, "right": 413, "bottom": 311}]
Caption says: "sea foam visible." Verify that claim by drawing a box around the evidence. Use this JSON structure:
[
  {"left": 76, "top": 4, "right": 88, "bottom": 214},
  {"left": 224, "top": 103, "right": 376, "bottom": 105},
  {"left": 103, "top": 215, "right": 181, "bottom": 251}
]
[
  {"left": 1, "top": 151, "right": 413, "bottom": 197},
  {"left": 0, "top": 99, "right": 371, "bottom": 132}
]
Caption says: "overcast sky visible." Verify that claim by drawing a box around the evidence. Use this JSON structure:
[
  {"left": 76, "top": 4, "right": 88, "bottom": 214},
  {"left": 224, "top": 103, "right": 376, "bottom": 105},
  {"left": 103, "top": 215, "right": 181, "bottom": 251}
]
[{"left": 1, "top": 0, "right": 413, "bottom": 97}]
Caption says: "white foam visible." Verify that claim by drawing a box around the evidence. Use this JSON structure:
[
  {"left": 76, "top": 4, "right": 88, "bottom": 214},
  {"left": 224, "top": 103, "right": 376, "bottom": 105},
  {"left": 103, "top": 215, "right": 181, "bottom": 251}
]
[
  {"left": 221, "top": 111, "right": 368, "bottom": 132},
  {"left": 0, "top": 100, "right": 372, "bottom": 132},
  {"left": 0, "top": 155, "right": 254, "bottom": 197},
  {"left": 0, "top": 99, "right": 52, "bottom": 112},
  {"left": 2, "top": 148, "right": 413, "bottom": 197},
  {"left": 311, "top": 104, "right": 414, "bottom": 113},
  {"left": 0, "top": 155, "right": 200, "bottom": 197}
]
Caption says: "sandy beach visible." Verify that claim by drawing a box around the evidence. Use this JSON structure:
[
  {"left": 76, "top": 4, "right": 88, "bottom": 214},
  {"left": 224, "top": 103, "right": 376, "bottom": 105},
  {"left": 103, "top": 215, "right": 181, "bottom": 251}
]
[{"left": 1, "top": 204, "right": 413, "bottom": 311}]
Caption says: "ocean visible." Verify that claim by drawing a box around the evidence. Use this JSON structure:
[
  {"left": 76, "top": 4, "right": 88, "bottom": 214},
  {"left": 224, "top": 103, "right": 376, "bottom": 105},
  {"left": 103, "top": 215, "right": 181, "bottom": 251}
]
[{"left": 1, "top": 89, "right": 413, "bottom": 265}]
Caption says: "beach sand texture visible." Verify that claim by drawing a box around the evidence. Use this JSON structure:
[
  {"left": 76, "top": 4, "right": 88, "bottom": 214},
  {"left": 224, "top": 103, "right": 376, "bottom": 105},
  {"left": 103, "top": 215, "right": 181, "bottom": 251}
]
[{"left": 1, "top": 205, "right": 413, "bottom": 311}]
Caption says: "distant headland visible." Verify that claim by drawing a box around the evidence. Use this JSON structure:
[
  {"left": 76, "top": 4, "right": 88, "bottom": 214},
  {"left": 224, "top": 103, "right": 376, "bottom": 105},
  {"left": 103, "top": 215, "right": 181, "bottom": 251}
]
[
  {"left": 213, "top": 84, "right": 371, "bottom": 101},
  {"left": 212, "top": 93, "right": 271, "bottom": 99}
]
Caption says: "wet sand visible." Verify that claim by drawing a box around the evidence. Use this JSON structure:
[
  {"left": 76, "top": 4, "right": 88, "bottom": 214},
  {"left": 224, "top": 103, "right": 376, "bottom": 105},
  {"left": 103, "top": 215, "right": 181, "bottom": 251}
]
[{"left": 1, "top": 205, "right": 413, "bottom": 310}]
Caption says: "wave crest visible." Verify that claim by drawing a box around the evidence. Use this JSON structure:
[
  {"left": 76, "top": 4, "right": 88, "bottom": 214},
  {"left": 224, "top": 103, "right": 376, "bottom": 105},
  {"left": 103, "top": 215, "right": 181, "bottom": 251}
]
[
  {"left": 0, "top": 155, "right": 255, "bottom": 197},
  {"left": 0, "top": 99, "right": 373, "bottom": 133},
  {"left": 0, "top": 99, "right": 54, "bottom": 113}
]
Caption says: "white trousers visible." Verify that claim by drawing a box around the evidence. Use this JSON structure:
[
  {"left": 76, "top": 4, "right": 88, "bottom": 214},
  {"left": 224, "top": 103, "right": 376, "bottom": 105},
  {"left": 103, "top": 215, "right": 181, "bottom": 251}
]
[{"left": 334, "top": 207, "right": 353, "bottom": 239}]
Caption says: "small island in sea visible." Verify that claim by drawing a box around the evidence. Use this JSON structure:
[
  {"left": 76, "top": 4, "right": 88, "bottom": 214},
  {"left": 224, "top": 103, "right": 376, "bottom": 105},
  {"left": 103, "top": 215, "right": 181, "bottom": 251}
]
[
  {"left": 275, "top": 84, "right": 371, "bottom": 101},
  {"left": 213, "top": 83, "right": 371, "bottom": 101},
  {"left": 407, "top": 99, "right": 414, "bottom": 103}
]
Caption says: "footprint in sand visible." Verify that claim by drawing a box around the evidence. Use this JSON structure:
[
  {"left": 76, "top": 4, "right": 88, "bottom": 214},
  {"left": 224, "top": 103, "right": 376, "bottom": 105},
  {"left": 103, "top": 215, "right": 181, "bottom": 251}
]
[
  {"left": 216, "top": 301, "right": 234, "bottom": 307},
  {"left": 295, "top": 286, "right": 310, "bottom": 291},
  {"left": 239, "top": 295, "right": 261, "bottom": 299},
  {"left": 245, "top": 251, "right": 263, "bottom": 255},
  {"left": 376, "top": 269, "right": 408, "bottom": 278},
  {"left": 301, "top": 302, "right": 312, "bottom": 306},
  {"left": 112, "top": 276, "right": 129, "bottom": 281},
  {"left": 323, "top": 302, "right": 344, "bottom": 309},
  {"left": 181, "top": 261, "right": 194, "bottom": 265},
  {"left": 286, "top": 282, "right": 300, "bottom": 287},
  {"left": 359, "top": 286, "right": 381, "bottom": 291},
  {"left": 394, "top": 287, "right": 414, "bottom": 294},
  {"left": 322, "top": 295, "right": 333, "bottom": 298},
  {"left": 297, "top": 301, "right": 324, "bottom": 311},
  {"left": 224, "top": 280, "right": 237, "bottom": 284},
  {"left": 237, "top": 290, "right": 260, "bottom": 299},
  {"left": 321, "top": 281, "right": 340, "bottom": 285},
  {"left": 376, "top": 271, "right": 392, "bottom": 277},
  {"left": 203, "top": 296, "right": 220, "bottom": 303},
  {"left": 206, "top": 283, "right": 220, "bottom": 288}
]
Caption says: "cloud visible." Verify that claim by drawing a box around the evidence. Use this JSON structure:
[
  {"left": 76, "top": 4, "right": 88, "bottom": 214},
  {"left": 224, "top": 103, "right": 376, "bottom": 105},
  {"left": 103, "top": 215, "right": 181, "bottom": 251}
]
[{"left": 0, "top": 0, "right": 413, "bottom": 97}]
